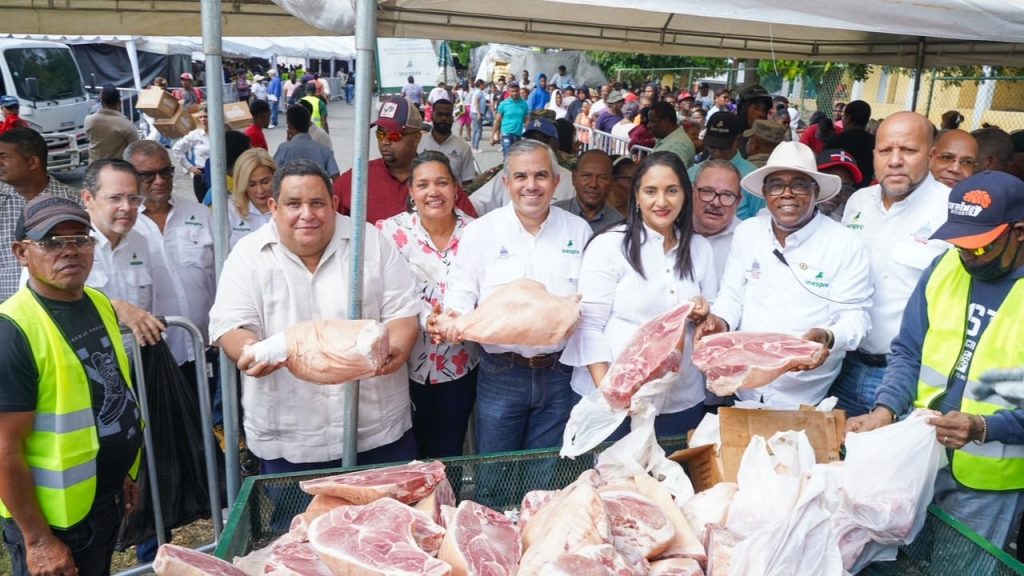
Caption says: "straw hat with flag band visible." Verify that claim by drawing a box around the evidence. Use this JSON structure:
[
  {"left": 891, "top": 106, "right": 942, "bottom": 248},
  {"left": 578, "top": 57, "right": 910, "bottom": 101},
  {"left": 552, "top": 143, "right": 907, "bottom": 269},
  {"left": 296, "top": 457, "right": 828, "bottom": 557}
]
[
  {"left": 931, "top": 170, "right": 1024, "bottom": 250},
  {"left": 740, "top": 141, "right": 843, "bottom": 204}
]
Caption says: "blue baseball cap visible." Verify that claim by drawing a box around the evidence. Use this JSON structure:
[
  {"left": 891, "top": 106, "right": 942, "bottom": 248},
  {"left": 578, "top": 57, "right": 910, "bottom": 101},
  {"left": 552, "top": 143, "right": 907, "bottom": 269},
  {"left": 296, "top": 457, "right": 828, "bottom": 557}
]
[
  {"left": 931, "top": 171, "right": 1024, "bottom": 249},
  {"left": 524, "top": 117, "right": 558, "bottom": 142},
  {"left": 0, "top": 95, "right": 19, "bottom": 109}
]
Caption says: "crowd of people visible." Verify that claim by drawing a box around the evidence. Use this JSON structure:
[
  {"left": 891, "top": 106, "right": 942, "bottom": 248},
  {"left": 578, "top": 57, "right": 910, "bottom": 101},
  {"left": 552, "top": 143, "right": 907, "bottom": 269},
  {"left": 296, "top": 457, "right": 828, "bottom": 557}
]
[{"left": 0, "top": 58, "right": 1023, "bottom": 575}]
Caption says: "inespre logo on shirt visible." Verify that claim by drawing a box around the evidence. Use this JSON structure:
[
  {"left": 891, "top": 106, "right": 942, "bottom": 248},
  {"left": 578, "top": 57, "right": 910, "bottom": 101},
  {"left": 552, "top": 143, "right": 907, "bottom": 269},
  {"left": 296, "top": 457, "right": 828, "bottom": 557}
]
[
  {"left": 561, "top": 239, "right": 580, "bottom": 256},
  {"left": 185, "top": 214, "right": 202, "bottom": 227},
  {"left": 846, "top": 211, "right": 864, "bottom": 231}
]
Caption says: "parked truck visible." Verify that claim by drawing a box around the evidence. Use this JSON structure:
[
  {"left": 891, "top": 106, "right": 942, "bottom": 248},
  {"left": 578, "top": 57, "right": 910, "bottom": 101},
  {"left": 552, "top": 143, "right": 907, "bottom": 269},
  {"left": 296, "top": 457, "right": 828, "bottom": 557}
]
[{"left": 0, "top": 38, "right": 90, "bottom": 171}]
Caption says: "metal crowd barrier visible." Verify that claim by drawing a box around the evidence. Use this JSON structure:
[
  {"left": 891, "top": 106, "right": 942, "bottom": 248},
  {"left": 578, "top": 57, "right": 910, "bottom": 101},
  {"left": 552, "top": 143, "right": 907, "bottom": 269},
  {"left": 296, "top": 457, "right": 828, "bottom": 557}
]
[
  {"left": 630, "top": 144, "right": 654, "bottom": 161},
  {"left": 114, "top": 316, "right": 223, "bottom": 576}
]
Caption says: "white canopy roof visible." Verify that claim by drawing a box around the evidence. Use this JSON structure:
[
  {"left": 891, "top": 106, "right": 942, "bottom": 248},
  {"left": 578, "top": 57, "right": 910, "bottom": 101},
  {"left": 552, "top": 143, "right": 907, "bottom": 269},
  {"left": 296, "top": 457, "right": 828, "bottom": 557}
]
[
  {"left": 0, "top": 34, "right": 355, "bottom": 60},
  {"left": 6, "top": 0, "right": 1024, "bottom": 67}
]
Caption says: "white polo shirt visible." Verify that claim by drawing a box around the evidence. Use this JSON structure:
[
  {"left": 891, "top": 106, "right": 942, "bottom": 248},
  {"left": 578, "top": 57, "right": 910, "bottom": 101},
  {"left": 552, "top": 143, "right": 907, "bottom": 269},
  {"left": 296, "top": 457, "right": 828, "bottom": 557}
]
[
  {"left": 469, "top": 164, "right": 575, "bottom": 216},
  {"left": 842, "top": 174, "right": 951, "bottom": 355},
  {"left": 445, "top": 204, "right": 592, "bottom": 357},
  {"left": 418, "top": 132, "right": 478, "bottom": 182},
  {"left": 712, "top": 211, "right": 873, "bottom": 407},
  {"left": 700, "top": 217, "right": 741, "bottom": 283},
  {"left": 135, "top": 198, "right": 216, "bottom": 364},
  {"left": 228, "top": 200, "right": 272, "bottom": 251}
]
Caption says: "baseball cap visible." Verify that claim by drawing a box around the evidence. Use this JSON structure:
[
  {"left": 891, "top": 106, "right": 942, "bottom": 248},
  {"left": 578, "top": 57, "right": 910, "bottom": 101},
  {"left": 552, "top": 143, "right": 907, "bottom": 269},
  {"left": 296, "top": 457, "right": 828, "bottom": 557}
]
[
  {"left": 703, "top": 112, "right": 745, "bottom": 149},
  {"left": 180, "top": 72, "right": 194, "bottom": 81},
  {"left": 743, "top": 119, "right": 787, "bottom": 145},
  {"left": 816, "top": 149, "right": 863, "bottom": 183},
  {"left": 678, "top": 92, "right": 693, "bottom": 101},
  {"left": 931, "top": 171, "right": 1024, "bottom": 249},
  {"left": 373, "top": 97, "right": 423, "bottom": 133},
  {"left": 738, "top": 84, "right": 772, "bottom": 104},
  {"left": 523, "top": 117, "right": 558, "bottom": 142},
  {"left": 605, "top": 90, "right": 625, "bottom": 104},
  {"left": 15, "top": 195, "right": 91, "bottom": 241},
  {"left": 507, "top": 80, "right": 520, "bottom": 89},
  {"left": 0, "top": 95, "right": 19, "bottom": 109}
]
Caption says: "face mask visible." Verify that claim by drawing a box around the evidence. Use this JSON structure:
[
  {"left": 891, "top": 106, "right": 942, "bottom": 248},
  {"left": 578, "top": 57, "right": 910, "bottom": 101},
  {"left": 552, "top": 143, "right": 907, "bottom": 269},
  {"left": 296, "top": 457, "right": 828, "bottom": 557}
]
[{"left": 961, "top": 237, "right": 1020, "bottom": 282}]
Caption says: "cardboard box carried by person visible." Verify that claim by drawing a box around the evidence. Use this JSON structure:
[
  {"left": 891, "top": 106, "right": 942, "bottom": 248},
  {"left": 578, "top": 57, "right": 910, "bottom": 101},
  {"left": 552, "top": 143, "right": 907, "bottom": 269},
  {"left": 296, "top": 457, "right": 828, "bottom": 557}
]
[
  {"left": 223, "top": 101, "right": 252, "bottom": 130},
  {"left": 153, "top": 105, "right": 196, "bottom": 139},
  {"left": 136, "top": 87, "right": 179, "bottom": 118},
  {"left": 669, "top": 405, "right": 846, "bottom": 490}
]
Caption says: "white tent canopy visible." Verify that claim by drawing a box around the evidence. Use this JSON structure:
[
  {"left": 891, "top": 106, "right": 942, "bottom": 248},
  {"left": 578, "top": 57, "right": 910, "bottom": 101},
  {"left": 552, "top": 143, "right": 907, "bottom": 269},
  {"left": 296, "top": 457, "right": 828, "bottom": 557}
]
[{"left": 0, "top": 34, "right": 355, "bottom": 60}]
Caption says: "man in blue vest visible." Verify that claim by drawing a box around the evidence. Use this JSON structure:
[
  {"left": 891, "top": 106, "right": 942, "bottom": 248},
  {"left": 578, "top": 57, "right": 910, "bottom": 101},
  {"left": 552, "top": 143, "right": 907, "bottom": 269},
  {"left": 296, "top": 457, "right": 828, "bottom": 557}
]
[
  {"left": 0, "top": 194, "right": 142, "bottom": 576},
  {"left": 847, "top": 171, "right": 1024, "bottom": 550}
]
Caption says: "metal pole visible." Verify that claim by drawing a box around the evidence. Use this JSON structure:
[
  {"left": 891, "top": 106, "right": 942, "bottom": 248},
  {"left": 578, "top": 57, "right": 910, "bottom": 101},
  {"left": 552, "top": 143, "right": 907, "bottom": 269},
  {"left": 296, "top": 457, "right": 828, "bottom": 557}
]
[
  {"left": 200, "top": 0, "right": 242, "bottom": 507},
  {"left": 910, "top": 37, "right": 926, "bottom": 112},
  {"left": 343, "top": 0, "right": 378, "bottom": 467},
  {"left": 127, "top": 334, "right": 165, "bottom": 547}
]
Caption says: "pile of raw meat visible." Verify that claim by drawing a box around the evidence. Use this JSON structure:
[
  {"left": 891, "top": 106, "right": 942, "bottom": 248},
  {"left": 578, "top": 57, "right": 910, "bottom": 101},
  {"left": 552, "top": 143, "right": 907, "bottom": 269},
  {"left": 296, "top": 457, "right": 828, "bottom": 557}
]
[{"left": 691, "top": 332, "right": 825, "bottom": 396}]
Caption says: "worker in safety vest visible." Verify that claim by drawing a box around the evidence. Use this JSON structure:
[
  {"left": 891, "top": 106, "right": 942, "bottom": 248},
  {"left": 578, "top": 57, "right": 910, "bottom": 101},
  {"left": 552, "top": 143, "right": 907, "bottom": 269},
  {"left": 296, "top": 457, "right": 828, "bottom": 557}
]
[
  {"left": 300, "top": 80, "right": 329, "bottom": 134},
  {"left": 847, "top": 171, "right": 1024, "bottom": 550},
  {"left": 0, "top": 194, "right": 142, "bottom": 576}
]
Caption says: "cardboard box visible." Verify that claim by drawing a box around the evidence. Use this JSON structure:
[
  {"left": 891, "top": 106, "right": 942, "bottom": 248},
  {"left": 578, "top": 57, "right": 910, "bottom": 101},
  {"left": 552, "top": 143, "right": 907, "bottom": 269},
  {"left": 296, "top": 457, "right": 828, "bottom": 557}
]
[
  {"left": 136, "top": 87, "right": 179, "bottom": 118},
  {"left": 153, "top": 105, "right": 195, "bottom": 139},
  {"left": 223, "top": 101, "right": 252, "bottom": 130},
  {"left": 669, "top": 406, "right": 846, "bottom": 487}
]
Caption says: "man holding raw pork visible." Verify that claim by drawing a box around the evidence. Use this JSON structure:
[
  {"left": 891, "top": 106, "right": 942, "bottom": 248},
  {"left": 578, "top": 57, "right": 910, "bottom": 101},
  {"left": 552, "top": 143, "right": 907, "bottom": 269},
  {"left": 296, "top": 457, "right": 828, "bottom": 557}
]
[
  {"left": 696, "top": 141, "right": 873, "bottom": 407},
  {"left": 208, "top": 159, "right": 422, "bottom": 473},
  {"left": 848, "top": 170, "right": 1024, "bottom": 551}
]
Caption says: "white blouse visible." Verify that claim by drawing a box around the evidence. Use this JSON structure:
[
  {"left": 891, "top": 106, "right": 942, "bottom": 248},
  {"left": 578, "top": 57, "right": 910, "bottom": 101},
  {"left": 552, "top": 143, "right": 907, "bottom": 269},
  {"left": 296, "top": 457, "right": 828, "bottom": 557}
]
[
  {"left": 228, "top": 200, "right": 272, "bottom": 250},
  {"left": 561, "top": 223, "right": 719, "bottom": 413}
]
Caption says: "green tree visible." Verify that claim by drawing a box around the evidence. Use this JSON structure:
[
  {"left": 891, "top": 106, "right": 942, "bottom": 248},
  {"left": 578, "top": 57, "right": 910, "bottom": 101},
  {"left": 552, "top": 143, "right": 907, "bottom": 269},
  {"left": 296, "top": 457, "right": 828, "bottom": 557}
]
[
  {"left": 758, "top": 60, "right": 871, "bottom": 113},
  {"left": 586, "top": 52, "right": 729, "bottom": 87}
]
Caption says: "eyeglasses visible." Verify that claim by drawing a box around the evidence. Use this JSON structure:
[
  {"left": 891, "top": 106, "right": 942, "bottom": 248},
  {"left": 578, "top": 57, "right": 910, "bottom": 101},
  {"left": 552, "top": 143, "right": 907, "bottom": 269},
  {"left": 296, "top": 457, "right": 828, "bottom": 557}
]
[
  {"left": 138, "top": 166, "right": 174, "bottom": 183},
  {"left": 764, "top": 178, "right": 818, "bottom": 197},
  {"left": 27, "top": 235, "right": 97, "bottom": 252},
  {"left": 100, "top": 194, "right": 146, "bottom": 207},
  {"left": 697, "top": 187, "right": 741, "bottom": 207},
  {"left": 375, "top": 129, "right": 415, "bottom": 143},
  {"left": 935, "top": 153, "right": 979, "bottom": 170}
]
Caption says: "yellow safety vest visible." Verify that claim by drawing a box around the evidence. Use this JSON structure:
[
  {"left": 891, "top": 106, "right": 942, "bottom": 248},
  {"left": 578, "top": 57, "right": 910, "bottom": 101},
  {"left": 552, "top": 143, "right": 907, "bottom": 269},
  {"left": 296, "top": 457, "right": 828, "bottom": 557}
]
[
  {"left": 0, "top": 287, "right": 141, "bottom": 528},
  {"left": 915, "top": 249, "right": 1024, "bottom": 491},
  {"left": 301, "top": 95, "right": 323, "bottom": 128}
]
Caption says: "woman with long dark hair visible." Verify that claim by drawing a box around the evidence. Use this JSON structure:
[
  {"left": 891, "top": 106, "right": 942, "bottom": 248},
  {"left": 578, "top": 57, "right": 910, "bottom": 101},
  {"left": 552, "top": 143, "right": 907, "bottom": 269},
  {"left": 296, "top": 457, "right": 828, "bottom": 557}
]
[{"left": 561, "top": 151, "right": 718, "bottom": 437}]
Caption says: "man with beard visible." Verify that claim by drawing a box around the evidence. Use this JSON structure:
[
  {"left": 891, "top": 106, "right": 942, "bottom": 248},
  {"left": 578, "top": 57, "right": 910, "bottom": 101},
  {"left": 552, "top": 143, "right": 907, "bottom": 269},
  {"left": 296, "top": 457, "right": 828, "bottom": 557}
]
[
  {"left": 698, "top": 142, "right": 872, "bottom": 407},
  {"left": 832, "top": 112, "right": 951, "bottom": 416},
  {"left": 815, "top": 149, "right": 862, "bottom": 221},
  {"left": 930, "top": 129, "right": 979, "bottom": 189},
  {"left": 418, "top": 99, "right": 477, "bottom": 184},
  {"left": 553, "top": 150, "right": 623, "bottom": 232},
  {"left": 336, "top": 97, "right": 476, "bottom": 223},
  {"left": 847, "top": 171, "right": 1024, "bottom": 553},
  {"left": 692, "top": 159, "right": 742, "bottom": 281}
]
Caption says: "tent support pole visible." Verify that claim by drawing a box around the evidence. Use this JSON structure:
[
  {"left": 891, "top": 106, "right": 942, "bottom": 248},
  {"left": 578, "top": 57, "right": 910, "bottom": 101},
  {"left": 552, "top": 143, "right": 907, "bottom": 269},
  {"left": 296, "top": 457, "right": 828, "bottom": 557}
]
[
  {"left": 910, "top": 37, "right": 926, "bottom": 112},
  {"left": 125, "top": 39, "right": 143, "bottom": 91},
  {"left": 343, "top": 0, "right": 377, "bottom": 468},
  {"left": 201, "top": 0, "right": 242, "bottom": 507}
]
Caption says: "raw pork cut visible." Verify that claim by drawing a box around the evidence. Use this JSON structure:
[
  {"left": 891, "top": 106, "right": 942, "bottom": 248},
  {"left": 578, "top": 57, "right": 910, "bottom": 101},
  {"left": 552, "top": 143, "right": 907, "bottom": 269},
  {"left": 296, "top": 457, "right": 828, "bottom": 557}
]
[
  {"left": 153, "top": 544, "right": 247, "bottom": 575},
  {"left": 649, "top": 558, "right": 705, "bottom": 576},
  {"left": 244, "top": 319, "right": 389, "bottom": 384},
  {"left": 414, "top": 477, "right": 457, "bottom": 526},
  {"left": 703, "top": 524, "right": 742, "bottom": 576},
  {"left": 434, "top": 279, "right": 581, "bottom": 346},
  {"left": 518, "top": 484, "right": 611, "bottom": 575},
  {"left": 308, "top": 498, "right": 450, "bottom": 576},
  {"left": 299, "top": 459, "right": 446, "bottom": 504},
  {"left": 264, "top": 538, "right": 333, "bottom": 576},
  {"left": 630, "top": 474, "right": 705, "bottom": 563},
  {"left": 681, "top": 482, "right": 738, "bottom": 543},
  {"left": 518, "top": 490, "right": 559, "bottom": 534},
  {"left": 599, "top": 490, "right": 675, "bottom": 561},
  {"left": 537, "top": 544, "right": 644, "bottom": 576},
  {"left": 691, "top": 332, "right": 825, "bottom": 396},
  {"left": 600, "top": 301, "right": 695, "bottom": 410},
  {"left": 438, "top": 500, "right": 521, "bottom": 576}
]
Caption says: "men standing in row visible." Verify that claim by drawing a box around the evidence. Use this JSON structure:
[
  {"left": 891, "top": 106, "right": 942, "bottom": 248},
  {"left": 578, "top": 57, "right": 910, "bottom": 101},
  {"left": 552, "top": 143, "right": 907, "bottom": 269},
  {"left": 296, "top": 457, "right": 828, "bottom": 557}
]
[
  {"left": 418, "top": 99, "right": 477, "bottom": 184},
  {"left": 831, "top": 112, "right": 951, "bottom": 416},
  {"left": 84, "top": 86, "right": 138, "bottom": 165},
  {"left": 553, "top": 149, "right": 624, "bottom": 232},
  {"left": 0, "top": 128, "right": 81, "bottom": 301},
  {"left": 491, "top": 81, "right": 529, "bottom": 157},
  {"left": 649, "top": 102, "right": 696, "bottom": 168},
  {"left": 930, "top": 129, "right": 978, "bottom": 189},
  {"left": 692, "top": 159, "right": 742, "bottom": 281},
  {"left": 0, "top": 194, "right": 142, "bottom": 576}
]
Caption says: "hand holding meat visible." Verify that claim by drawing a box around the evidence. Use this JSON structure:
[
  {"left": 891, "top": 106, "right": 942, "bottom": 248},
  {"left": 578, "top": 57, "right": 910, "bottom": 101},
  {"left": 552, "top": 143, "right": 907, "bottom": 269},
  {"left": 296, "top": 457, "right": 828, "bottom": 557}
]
[
  {"left": 794, "top": 328, "right": 831, "bottom": 371},
  {"left": 431, "top": 279, "right": 581, "bottom": 346},
  {"left": 692, "top": 332, "right": 827, "bottom": 396},
  {"left": 694, "top": 313, "right": 728, "bottom": 341},
  {"left": 688, "top": 296, "right": 710, "bottom": 325},
  {"left": 241, "top": 319, "right": 390, "bottom": 384}
]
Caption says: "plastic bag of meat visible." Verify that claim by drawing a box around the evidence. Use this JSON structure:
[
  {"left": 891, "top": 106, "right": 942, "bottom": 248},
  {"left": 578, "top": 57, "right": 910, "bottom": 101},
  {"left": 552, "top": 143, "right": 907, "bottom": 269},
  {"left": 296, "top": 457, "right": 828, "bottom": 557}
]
[
  {"left": 434, "top": 279, "right": 581, "bottom": 346},
  {"left": 841, "top": 409, "right": 946, "bottom": 546},
  {"left": 726, "top": 432, "right": 813, "bottom": 537},
  {"left": 681, "top": 482, "right": 737, "bottom": 543},
  {"left": 691, "top": 332, "right": 825, "bottom": 396},
  {"left": 243, "top": 318, "right": 389, "bottom": 384}
]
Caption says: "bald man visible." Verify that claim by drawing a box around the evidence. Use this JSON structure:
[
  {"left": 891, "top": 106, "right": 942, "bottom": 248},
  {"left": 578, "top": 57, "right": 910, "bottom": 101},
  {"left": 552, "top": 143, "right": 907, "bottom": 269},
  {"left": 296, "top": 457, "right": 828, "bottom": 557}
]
[
  {"left": 832, "top": 112, "right": 953, "bottom": 416},
  {"left": 930, "top": 129, "right": 979, "bottom": 188}
]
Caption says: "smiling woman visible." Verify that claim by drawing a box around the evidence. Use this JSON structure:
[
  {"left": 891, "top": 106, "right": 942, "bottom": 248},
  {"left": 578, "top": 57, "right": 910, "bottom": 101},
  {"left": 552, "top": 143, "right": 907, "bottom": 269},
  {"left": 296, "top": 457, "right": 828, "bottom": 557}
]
[{"left": 229, "top": 148, "right": 276, "bottom": 250}]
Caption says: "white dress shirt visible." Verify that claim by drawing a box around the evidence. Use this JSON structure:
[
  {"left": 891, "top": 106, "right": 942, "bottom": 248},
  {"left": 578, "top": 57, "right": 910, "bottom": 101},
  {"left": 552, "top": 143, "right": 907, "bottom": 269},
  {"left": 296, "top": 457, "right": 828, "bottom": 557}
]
[
  {"left": 842, "top": 174, "right": 950, "bottom": 354},
  {"left": 228, "top": 200, "right": 272, "bottom": 250},
  {"left": 561, "top": 225, "right": 719, "bottom": 412},
  {"left": 135, "top": 198, "right": 216, "bottom": 364},
  {"left": 171, "top": 128, "right": 211, "bottom": 172},
  {"left": 700, "top": 217, "right": 740, "bottom": 282},
  {"left": 712, "top": 211, "right": 873, "bottom": 407},
  {"left": 445, "top": 204, "right": 592, "bottom": 357},
  {"left": 469, "top": 164, "right": 575, "bottom": 216},
  {"left": 208, "top": 217, "right": 420, "bottom": 462},
  {"left": 418, "top": 133, "right": 477, "bottom": 182}
]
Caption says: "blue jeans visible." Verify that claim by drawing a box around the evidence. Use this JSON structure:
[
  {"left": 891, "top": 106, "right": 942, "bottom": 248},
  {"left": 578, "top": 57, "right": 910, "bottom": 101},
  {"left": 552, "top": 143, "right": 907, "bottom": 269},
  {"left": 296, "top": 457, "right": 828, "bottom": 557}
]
[
  {"left": 830, "top": 352, "right": 886, "bottom": 417},
  {"left": 500, "top": 134, "right": 522, "bottom": 157},
  {"left": 471, "top": 114, "right": 484, "bottom": 150},
  {"left": 270, "top": 103, "right": 279, "bottom": 127},
  {"left": 409, "top": 368, "right": 478, "bottom": 458},
  {"left": 474, "top": 350, "right": 574, "bottom": 508},
  {"left": 345, "top": 84, "right": 353, "bottom": 104}
]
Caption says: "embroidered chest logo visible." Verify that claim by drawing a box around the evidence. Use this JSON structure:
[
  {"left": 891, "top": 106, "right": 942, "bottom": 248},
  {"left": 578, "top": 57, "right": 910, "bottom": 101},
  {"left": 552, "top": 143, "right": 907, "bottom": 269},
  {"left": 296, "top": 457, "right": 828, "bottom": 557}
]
[
  {"left": 129, "top": 252, "right": 143, "bottom": 267},
  {"left": 497, "top": 246, "right": 509, "bottom": 259},
  {"left": 846, "top": 211, "right": 864, "bottom": 231},
  {"left": 561, "top": 239, "right": 580, "bottom": 256},
  {"left": 185, "top": 214, "right": 202, "bottom": 227},
  {"left": 805, "top": 268, "right": 830, "bottom": 289},
  {"left": 911, "top": 224, "right": 932, "bottom": 245},
  {"left": 746, "top": 259, "right": 761, "bottom": 281}
]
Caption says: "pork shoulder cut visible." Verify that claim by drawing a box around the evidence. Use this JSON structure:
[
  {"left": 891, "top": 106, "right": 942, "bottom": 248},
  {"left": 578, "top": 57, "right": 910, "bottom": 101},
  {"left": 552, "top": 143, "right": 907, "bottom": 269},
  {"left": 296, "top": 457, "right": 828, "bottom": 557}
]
[
  {"left": 438, "top": 500, "right": 521, "bottom": 576},
  {"left": 299, "top": 459, "right": 446, "bottom": 504},
  {"left": 518, "top": 484, "right": 611, "bottom": 575},
  {"left": 153, "top": 544, "right": 248, "bottom": 575},
  {"left": 648, "top": 558, "right": 705, "bottom": 576},
  {"left": 598, "top": 490, "right": 675, "bottom": 561},
  {"left": 691, "top": 332, "right": 825, "bottom": 396},
  {"left": 243, "top": 319, "right": 389, "bottom": 384},
  {"left": 434, "top": 279, "right": 581, "bottom": 346},
  {"left": 537, "top": 544, "right": 645, "bottom": 576},
  {"left": 600, "top": 301, "right": 695, "bottom": 410},
  {"left": 414, "top": 477, "right": 457, "bottom": 526}
]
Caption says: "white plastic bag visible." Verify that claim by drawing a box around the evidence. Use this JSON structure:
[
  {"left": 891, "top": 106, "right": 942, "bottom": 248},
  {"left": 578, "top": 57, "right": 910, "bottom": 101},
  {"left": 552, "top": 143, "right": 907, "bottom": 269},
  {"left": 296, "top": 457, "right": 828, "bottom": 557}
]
[
  {"left": 840, "top": 409, "right": 947, "bottom": 546},
  {"left": 726, "top": 432, "right": 814, "bottom": 537}
]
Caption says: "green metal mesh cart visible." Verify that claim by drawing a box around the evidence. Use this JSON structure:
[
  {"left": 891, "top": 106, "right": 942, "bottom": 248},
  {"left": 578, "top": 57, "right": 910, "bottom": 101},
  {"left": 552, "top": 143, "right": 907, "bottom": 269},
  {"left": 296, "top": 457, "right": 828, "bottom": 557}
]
[{"left": 215, "top": 438, "right": 1024, "bottom": 575}]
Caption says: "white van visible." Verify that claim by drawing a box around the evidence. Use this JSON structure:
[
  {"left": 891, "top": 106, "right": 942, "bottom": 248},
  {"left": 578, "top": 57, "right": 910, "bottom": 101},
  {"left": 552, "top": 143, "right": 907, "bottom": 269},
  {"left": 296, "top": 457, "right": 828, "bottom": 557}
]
[{"left": 0, "top": 39, "right": 90, "bottom": 171}]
